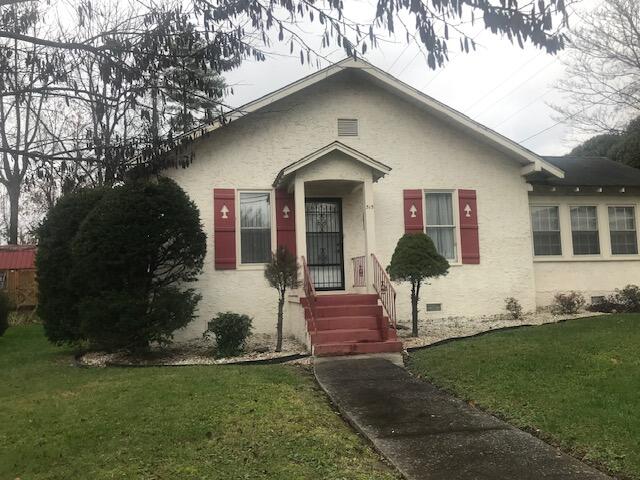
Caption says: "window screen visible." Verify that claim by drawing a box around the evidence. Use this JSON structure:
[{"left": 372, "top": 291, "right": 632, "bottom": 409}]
[
  {"left": 425, "top": 192, "right": 456, "bottom": 260},
  {"left": 609, "top": 206, "right": 638, "bottom": 255},
  {"left": 570, "top": 206, "right": 600, "bottom": 255},
  {"left": 240, "top": 192, "right": 272, "bottom": 263},
  {"left": 530, "top": 206, "right": 561, "bottom": 255}
]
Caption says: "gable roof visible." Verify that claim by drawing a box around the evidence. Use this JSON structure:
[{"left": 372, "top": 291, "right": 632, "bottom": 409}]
[
  {"left": 533, "top": 156, "right": 640, "bottom": 187},
  {"left": 273, "top": 141, "right": 391, "bottom": 187},
  {"left": 0, "top": 245, "right": 36, "bottom": 270},
  {"left": 180, "top": 58, "right": 564, "bottom": 179}
]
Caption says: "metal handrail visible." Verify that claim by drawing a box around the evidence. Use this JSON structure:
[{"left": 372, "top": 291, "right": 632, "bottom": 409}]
[
  {"left": 301, "top": 256, "right": 317, "bottom": 333},
  {"left": 351, "top": 255, "right": 366, "bottom": 287},
  {"left": 371, "top": 253, "right": 397, "bottom": 330}
]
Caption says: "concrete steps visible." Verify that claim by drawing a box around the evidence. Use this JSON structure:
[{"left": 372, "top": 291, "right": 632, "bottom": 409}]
[{"left": 303, "top": 293, "right": 401, "bottom": 357}]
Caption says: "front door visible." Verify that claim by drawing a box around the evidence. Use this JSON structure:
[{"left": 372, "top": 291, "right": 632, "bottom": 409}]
[{"left": 305, "top": 199, "right": 345, "bottom": 290}]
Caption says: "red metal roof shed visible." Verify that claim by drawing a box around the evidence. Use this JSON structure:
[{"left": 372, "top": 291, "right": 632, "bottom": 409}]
[{"left": 0, "top": 245, "right": 36, "bottom": 270}]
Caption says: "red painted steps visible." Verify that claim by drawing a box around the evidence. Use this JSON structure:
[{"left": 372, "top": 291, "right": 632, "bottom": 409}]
[{"left": 303, "top": 293, "right": 402, "bottom": 357}]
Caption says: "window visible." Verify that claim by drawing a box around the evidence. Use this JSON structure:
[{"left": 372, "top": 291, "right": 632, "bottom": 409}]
[
  {"left": 570, "top": 206, "right": 600, "bottom": 255},
  {"left": 530, "top": 206, "right": 561, "bottom": 256},
  {"left": 337, "top": 118, "right": 358, "bottom": 136},
  {"left": 424, "top": 192, "right": 456, "bottom": 260},
  {"left": 0, "top": 272, "right": 6, "bottom": 289},
  {"left": 608, "top": 206, "right": 638, "bottom": 254},
  {"left": 240, "top": 192, "right": 272, "bottom": 263}
]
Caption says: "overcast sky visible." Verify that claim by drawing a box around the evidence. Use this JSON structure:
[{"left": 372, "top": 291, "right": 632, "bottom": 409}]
[{"left": 223, "top": 0, "right": 601, "bottom": 156}]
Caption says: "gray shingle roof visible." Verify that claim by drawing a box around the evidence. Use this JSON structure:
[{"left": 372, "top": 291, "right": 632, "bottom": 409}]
[{"left": 533, "top": 156, "right": 640, "bottom": 187}]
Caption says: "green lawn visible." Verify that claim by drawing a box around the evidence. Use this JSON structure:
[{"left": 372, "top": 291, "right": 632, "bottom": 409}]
[
  {"left": 408, "top": 315, "right": 640, "bottom": 479},
  {"left": 1, "top": 325, "right": 398, "bottom": 480}
]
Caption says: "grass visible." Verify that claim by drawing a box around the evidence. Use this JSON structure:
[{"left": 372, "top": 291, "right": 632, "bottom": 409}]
[
  {"left": 0, "top": 325, "right": 399, "bottom": 480},
  {"left": 408, "top": 314, "right": 640, "bottom": 479}
]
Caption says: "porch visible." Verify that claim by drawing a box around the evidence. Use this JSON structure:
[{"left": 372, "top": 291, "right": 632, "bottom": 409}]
[{"left": 274, "top": 141, "right": 401, "bottom": 356}]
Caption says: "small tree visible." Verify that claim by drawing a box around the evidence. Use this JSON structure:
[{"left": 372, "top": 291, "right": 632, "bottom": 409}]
[
  {"left": 387, "top": 234, "right": 449, "bottom": 337},
  {"left": 264, "top": 246, "right": 300, "bottom": 352}
]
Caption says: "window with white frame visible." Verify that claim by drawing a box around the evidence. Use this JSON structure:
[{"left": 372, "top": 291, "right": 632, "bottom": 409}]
[
  {"left": 531, "top": 206, "right": 562, "bottom": 256},
  {"left": 608, "top": 206, "right": 638, "bottom": 255},
  {"left": 239, "top": 192, "right": 272, "bottom": 264},
  {"left": 424, "top": 192, "right": 457, "bottom": 260},
  {"left": 570, "top": 206, "right": 600, "bottom": 255}
]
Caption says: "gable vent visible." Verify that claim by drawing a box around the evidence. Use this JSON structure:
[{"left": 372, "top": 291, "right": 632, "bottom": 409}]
[{"left": 337, "top": 118, "right": 358, "bottom": 136}]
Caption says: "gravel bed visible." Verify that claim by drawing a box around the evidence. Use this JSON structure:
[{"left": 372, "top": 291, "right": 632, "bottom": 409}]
[
  {"left": 399, "top": 310, "right": 606, "bottom": 350},
  {"left": 78, "top": 333, "right": 308, "bottom": 367}
]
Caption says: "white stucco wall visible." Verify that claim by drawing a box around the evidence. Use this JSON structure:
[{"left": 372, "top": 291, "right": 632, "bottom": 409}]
[
  {"left": 530, "top": 194, "right": 640, "bottom": 305},
  {"left": 165, "top": 72, "right": 538, "bottom": 341}
]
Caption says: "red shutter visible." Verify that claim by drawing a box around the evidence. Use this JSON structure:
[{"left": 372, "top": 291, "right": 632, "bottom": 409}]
[
  {"left": 458, "top": 189, "right": 480, "bottom": 264},
  {"left": 403, "top": 190, "right": 424, "bottom": 234},
  {"left": 214, "top": 188, "right": 236, "bottom": 270},
  {"left": 275, "top": 189, "right": 296, "bottom": 256}
]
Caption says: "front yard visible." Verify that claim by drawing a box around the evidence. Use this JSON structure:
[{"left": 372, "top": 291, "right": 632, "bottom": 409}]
[
  {"left": 0, "top": 325, "right": 398, "bottom": 480},
  {"left": 408, "top": 314, "right": 640, "bottom": 479}
]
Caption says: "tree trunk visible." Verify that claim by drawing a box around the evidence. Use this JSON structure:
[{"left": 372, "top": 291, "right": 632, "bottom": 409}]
[
  {"left": 7, "top": 182, "right": 20, "bottom": 245},
  {"left": 276, "top": 294, "right": 285, "bottom": 352},
  {"left": 411, "top": 281, "right": 420, "bottom": 337}
]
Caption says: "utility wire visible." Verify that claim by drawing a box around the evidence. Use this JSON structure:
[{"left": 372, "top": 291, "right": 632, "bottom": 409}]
[
  {"left": 492, "top": 89, "right": 552, "bottom": 128},
  {"left": 465, "top": 50, "right": 545, "bottom": 113},
  {"left": 472, "top": 59, "right": 557, "bottom": 119}
]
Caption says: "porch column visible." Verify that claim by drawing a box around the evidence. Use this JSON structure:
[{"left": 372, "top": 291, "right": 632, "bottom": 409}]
[
  {"left": 363, "top": 179, "right": 377, "bottom": 293},
  {"left": 294, "top": 175, "right": 307, "bottom": 267}
]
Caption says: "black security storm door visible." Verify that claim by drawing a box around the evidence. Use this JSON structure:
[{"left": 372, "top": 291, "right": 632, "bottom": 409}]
[{"left": 305, "top": 199, "right": 345, "bottom": 290}]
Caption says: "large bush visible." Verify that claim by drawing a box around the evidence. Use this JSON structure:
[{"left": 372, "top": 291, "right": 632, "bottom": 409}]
[
  {"left": 38, "top": 178, "right": 206, "bottom": 352},
  {"left": 37, "top": 188, "right": 107, "bottom": 344},
  {"left": 588, "top": 285, "right": 640, "bottom": 313},
  {"left": 387, "top": 233, "right": 449, "bottom": 336},
  {"left": 0, "top": 290, "right": 10, "bottom": 337},
  {"left": 208, "top": 312, "right": 253, "bottom": 357}
]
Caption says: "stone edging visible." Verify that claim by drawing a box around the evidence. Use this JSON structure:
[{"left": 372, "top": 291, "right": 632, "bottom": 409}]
[
  {"left": 74, "top": 352, "right": 310, "bottom": 368},
  {"left": 404, "top": 315, "right": 603, "bottom": 353}
]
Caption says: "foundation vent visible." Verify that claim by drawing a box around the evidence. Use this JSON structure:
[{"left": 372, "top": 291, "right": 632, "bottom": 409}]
[
  {"left": 426, "top": 303, "right": 442, "bottom": 312},
  {"left": 337, "top": 118, "right": 358, "bottom": 136}
]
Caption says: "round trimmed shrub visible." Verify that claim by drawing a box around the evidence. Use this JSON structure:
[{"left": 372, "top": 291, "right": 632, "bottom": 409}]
[
  {"left": 36, "top": 188, "right": 107, "bottom": 345},
  {"left": 208, "top": 312, "right": 253, "bottom": 358},
  {"left": 0, "top": 290, "right": 10, "bottom": 337},
  {"left": 71, "top": 178, "right": 206, "bottom": 352}
]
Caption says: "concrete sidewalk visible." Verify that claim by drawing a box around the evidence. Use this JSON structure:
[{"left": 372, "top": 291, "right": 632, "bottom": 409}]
[{"left": 314, "top": 357, "right": 611, "bottom": 480}]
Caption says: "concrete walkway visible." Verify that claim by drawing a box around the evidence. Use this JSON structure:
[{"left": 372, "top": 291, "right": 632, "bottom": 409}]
[{"left": 315, "top": 357, "right": 612, "bottom": 480}]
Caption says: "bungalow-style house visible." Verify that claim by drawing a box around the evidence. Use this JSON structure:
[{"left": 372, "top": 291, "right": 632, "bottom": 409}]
[
  {"left": 166, "top": 58, "right": 640, "bottom": 355},
  {"left": 0, "top": 245, "right": 37, "bottom": 309}
]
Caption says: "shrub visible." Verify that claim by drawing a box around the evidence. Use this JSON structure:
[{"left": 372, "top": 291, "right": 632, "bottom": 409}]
[
  {"left": 614, "top": 284, "right": 640, "bottom": 313},
  {"left": 37, "top": 178, "right": 206, "bottom": 352},
  {"left": 37, "top": 188, "right": 107, "bottom": 345},
  {"left": 0, "top": 290, "right": 10, "bottom": 337},
  {"left": 70, "top": 178, "right": 206, "bottom": 352},
  {"left": 587, "top": 285, "right": 640, "bottom": 313},
  {"left": 551, "top": 291, "right": 586, "bottom": 315},
  {"left": 387, "top": 233, "right": 449, "bottom": 337},
  {"left": 208, "top": 312, "right": 253, "bottom": 357},
  {"left": 504, "top": 297, "right": 523, "bottom": 319}
]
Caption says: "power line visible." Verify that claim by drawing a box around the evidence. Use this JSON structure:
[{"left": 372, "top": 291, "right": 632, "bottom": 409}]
[
  {"left": 387, "top": 43, "right": 411, "bottom": 72},
  {"left": 492, "top": 88, "right": 552, "bottom": 128},
  {"left": 465, "top": 50, "right": 545, "bottom": 113},
  {"left": 472, "top": 59, "right": 557, "bottom": 119}
]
